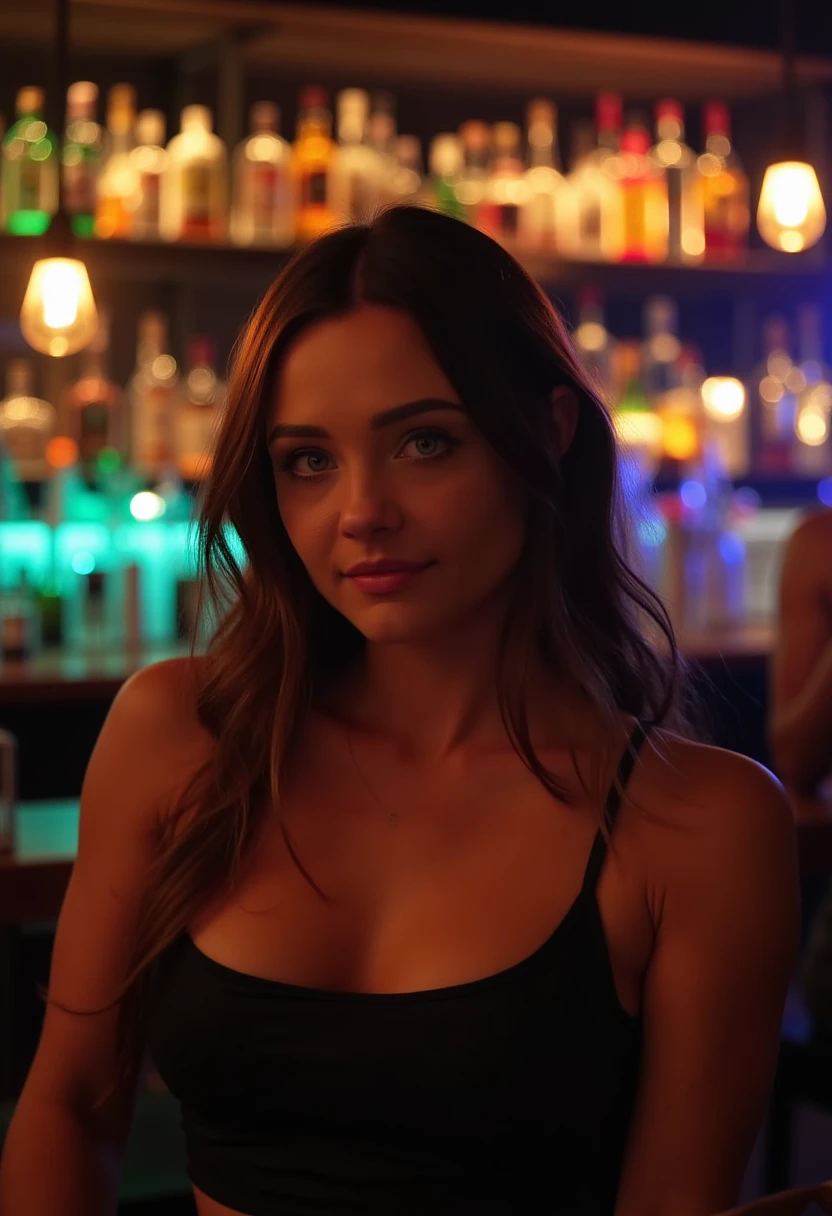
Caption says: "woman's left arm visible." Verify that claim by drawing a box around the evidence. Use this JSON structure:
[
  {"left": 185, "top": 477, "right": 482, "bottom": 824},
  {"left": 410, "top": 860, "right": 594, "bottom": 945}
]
[{"left": 615, "top": 758, "right": 801, "bottom": 1216}]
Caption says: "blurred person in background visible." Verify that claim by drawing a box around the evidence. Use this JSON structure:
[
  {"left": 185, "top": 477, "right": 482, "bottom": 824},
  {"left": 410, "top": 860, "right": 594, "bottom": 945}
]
[
  {"left": 771, "top": 507, "right": 832, "bottom": 1044},
  {"left": 770, "top": 508, "right": 832, "bottom": 794},
  {"left": 0, "top": 206, "right": 798, "bottom": 1216}
]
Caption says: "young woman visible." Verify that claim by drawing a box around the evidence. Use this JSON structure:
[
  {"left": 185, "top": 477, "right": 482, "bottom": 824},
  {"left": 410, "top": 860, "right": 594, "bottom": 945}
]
[{"left": 0, "top": 206, "right": 798, "bottom": 1216}]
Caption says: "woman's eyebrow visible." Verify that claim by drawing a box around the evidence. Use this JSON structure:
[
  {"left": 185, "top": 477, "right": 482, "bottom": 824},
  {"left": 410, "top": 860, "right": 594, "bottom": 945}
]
[{"left": 267, "top": 398, "right": 466, "bottom": 446}]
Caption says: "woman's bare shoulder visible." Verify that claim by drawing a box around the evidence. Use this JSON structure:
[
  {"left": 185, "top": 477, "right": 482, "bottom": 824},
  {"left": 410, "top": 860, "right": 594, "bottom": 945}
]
[
  {"left": 633, "top": 727, "right": 797, "bottom": 870},
  {"left": 116, "top": 656, "right": 216, "bottom": 783}
]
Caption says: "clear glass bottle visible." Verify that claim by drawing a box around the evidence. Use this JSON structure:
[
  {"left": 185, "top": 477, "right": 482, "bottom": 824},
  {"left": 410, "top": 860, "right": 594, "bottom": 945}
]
[
  {"left": 456, "top": 120, "right": 491, "bottom": 228},
  {"left": 384, "top": 135, "right": 423, "bottom": 207},
  {"left": 642, "top": 295, "right": 683, "bottom": 408},
  {"left": 650, "top": 99, "right": 704, "bottom": 264},
  {"left": 62, "top": 81, "right": 103, "bottom": 239},
  {"left": 95, "top": 84, "right": 138, "bottom": 239},
  {"left": 130, "top": 109, "right": 167, "bottom": 239},
  {"left": 568, "top": 92, "right": 625, "bottom": 262},
  {"left": 754, "top": 317, "right": 798, "bottom": 475},
  {"left": 573, "top": 289, "right": 615, "bottom": 401},
  {"left": 294, "top": 86, "right": 337, "bottom": 243},
  {"left": 368, "top": 90, "right": 398, "bottom": 191},
  {"left": 230, "top": 102, "right": 294, "bottom": 247},
  {"left": 161, "top": 105, "right": 228, "bottom": 243},
  {"left": 129, "top": 310, "right": 180, "bottom": 481},
  {"left": 697, "top": 101, "right": 750, "bottom": 262},
  {"left": 331, "top": 89, "right": 385, "bottom": 224},
  {"left": 793, "top": 304, "right": 832, "bottom": 475},
  {"left": 65, "top": 309, "right": 126, "bottom": 486},
  {"left": 0, "top": 359, "right": 57, "bottom": 482},
  {"left": 426, "top": 133, "right": 465, "bottom": 220},
  {"left": 618, "top": 115, "right": 667, "bottom": 263},
  {"left": 177, "top": 335, "right": 226, "bottom": 481},
  {"left": 478, "top": 122, "right": 528, "bottom": 246},
  {"left": 2, "top": 86, "right": 58, "bottom": 236},
  {"left": 518, "top": 99, "right": 572, "bottom": 255}
]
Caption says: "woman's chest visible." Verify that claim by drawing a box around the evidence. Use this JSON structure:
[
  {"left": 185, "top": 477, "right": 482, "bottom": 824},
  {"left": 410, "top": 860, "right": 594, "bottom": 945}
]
[{"left": 189, "top": 742, "right": 652, "bottom": 1010}]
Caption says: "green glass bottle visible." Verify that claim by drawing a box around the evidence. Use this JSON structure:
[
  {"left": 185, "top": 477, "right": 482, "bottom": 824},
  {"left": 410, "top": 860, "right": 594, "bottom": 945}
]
[
  {"left": 2, "top": 86, "right": 59, "bottom": 236},
  {"left": 62, "top": 81, "right": 103, "bottom": 239}
]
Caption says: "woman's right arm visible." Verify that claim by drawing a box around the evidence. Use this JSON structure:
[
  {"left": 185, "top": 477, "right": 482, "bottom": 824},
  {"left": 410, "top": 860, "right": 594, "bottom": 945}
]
[
  {"left": 0, "top": 657, "right": 206, "bottom": 1216},
  {"left": 769, "top": 512, "right": 832, "bottom": 793}
]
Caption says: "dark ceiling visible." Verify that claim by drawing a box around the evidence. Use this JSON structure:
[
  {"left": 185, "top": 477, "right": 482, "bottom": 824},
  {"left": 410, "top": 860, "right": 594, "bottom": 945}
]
[{"left": 308, "top": 0, "right": 832, "bottom": 57}]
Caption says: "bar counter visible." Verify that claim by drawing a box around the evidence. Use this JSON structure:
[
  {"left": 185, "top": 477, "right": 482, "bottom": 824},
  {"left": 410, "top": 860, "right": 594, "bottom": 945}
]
[{"left": 0, "top": 623, "right": 776, "bottom": 702}]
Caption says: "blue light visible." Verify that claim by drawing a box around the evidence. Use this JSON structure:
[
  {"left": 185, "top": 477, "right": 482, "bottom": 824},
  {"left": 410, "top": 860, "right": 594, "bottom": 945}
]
[
  {"left": 680, "top": 480, "right": 707, "bottom": 511},
  {"left": 71, "top": 550, "right": 96, "bottom": 575},
  {"left": 818, "top": 477, "right": 832, "bottom": 507},
  {"left": 718, "top": 533, "right": 745, "bottom": 565}
]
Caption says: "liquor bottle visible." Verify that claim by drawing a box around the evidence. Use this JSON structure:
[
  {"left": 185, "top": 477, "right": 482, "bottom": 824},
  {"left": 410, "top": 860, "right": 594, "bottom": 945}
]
[
  {"left": 368, "top": 90, "right": 398, "bottom": 186},
  {"left": 130, "top": 109, "right": 167, "bottom": 239},
  {"left": 62, "top": 81, "right": 103, "bottom": 238},
  {"left": 657, "top": 344, "right": 703, "bottom": 468},
  {"left": 697, "top": 102, "right": 750, "bottom": 262},
  {"left": 294, "top": 86, "right": 336, "bottom": 243},
  {"left": 1, "top": 87, "right": 58, "bottom": 235},
  {"left": 177, "top": 336, "right": 226, "bottom": 480},
  {"left": 0, "top": 359, "right": 57, "bottom": 482},
  {"left": 793, "top": 304, "right": 832, "bottom": 475},
  {"left": 618, "top": 115, "right": 667, "bottom": 263},
  {"left": 0, "top": 428, "right": 28, "bottom": 523},
  {"left": 384, "top": 135, "right": 423, "bottom": 207},
  {"left": 612, "top": 340, "right": 663, "bottom": 472},
  {"left": 65, "top": 309, "right": 126, "bottom": 485},
  {"left": 456, "top": 120, "right": 491, "bottom": 227},
  {"left": 161, "top": 105, "right": 228, "bottom": 243},
  {"left": 573, "top": 289, "right": 615, "bottom": 401},
  {"left": 129, "top": 311, "right": 180, "bottom": 480},
  {"left": 426, "top": 134, "right": 465, "bottom": 220},
  {"left": 95, "top": 84, "right": 138, "bottom": 239},
  {"left": 754, "top": 317, "right": 798, "bottom": 474},
  {"left": 478, "top": 122, "right": 528, "bottom": 246},
  {"left": 642, "top": 296, "right": 682, "bottom": 407},
  {"left": 568, "top": 93, "right": 625, "bottom": 262},
  {"left": 230, "top": 101, "right": 294, "bottom": 247},
  {"left": 517, "top": 99, "right": 569, "bottom": 254},
  {"left": 330, "top": 89, "right": 385, "bottom": 224},
  {"left": 650, "top": 99, "right": 704, "bottom": 264}
]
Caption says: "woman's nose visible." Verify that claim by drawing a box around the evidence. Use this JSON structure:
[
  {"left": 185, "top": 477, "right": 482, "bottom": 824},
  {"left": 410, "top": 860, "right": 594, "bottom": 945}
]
[{"left": 338, "top": 468, "right": 404, "bottom": 539}]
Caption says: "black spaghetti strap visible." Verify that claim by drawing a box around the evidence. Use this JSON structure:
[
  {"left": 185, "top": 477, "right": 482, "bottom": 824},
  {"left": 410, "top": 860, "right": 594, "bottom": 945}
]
[{"left": 580, "top": 720, "right": 649, "bottom": 897}]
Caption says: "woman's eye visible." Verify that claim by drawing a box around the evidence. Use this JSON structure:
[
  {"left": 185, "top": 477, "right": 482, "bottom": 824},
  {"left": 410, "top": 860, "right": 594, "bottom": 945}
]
[
  {"left": 282, "top": 450, "right": 331, "bottom": 478},
  {"left": 400, "top": 429, "right": 457, "bottom": 460}
]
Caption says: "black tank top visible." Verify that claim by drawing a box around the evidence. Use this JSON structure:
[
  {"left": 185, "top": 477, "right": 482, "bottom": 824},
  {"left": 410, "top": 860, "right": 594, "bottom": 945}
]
[{"left": 146, "top": 722, "right": 648, "bottom": 1216}]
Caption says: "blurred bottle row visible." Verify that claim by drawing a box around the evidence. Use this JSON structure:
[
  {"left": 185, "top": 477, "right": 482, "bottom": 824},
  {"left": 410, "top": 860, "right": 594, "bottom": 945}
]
[
  {"left": 2, "top": 81, "right": 750, "bottom": 262},
  {"left": 0, "top": 308, "right": 223, "bottom": 513},
  {"left": 575, "top": 296, "right": 832, "bottom": 479}
]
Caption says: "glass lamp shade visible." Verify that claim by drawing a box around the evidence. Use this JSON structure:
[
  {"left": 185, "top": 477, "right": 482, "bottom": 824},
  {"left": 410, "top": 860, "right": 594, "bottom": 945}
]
[
  {"left": 757, "top": 161, "right": 826, "bottom": 253},
  {"left": 20, "top": 257, "right": 99, "bottom": 357}
]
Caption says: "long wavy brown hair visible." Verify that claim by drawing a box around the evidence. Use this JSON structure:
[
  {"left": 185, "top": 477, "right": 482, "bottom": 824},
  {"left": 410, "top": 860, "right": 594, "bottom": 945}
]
[{"left": 64, "top": 205, "right": 689, "bottom": 1096}]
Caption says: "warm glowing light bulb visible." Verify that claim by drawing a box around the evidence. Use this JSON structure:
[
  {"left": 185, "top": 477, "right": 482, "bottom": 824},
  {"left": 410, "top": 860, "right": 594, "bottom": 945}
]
[
  {"left": 796, "top": 405, "right": 829, "bottom": 447},
  {"left": 130, "top": 491, "right": 166, "bottom": 521},
  {"left": 702, "top": 377, "right": 746, "bottom": 421},
  {"left": 757, "top": 162, "right": 826, "bottom": 253},
  {"left": 20, "top": 257, "right": 98, "bottom": 357}
]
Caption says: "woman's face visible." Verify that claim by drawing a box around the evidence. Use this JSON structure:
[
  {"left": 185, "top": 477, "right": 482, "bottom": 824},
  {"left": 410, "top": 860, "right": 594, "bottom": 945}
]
[{"left": 268, "top": 303, "right": 529, "bottom": 645}]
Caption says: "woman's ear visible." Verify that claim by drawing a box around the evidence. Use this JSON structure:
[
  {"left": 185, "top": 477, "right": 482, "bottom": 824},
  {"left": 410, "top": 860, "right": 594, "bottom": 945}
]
[{"left": 550, "top": 385, "right": 579, "bottom": 457}]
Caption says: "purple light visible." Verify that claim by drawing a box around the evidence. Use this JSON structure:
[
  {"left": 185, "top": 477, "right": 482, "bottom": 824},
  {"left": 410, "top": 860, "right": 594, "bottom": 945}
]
[
  {"left": 680, "top": 479, "right": 707, "bottom": 510},
  {"left": 818, "top": 478, "right": 832, "bottom": 507}
]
